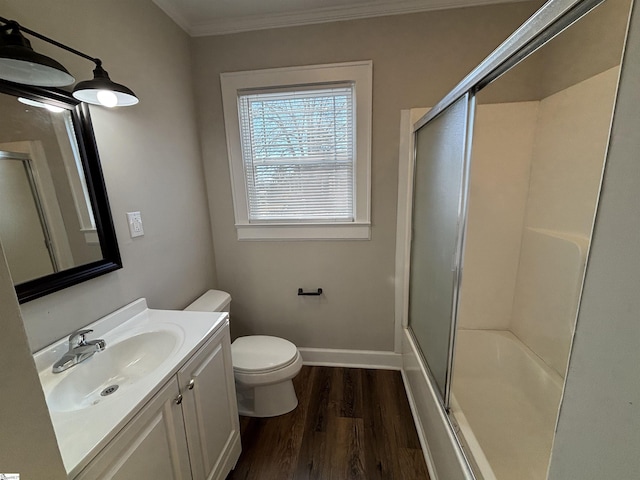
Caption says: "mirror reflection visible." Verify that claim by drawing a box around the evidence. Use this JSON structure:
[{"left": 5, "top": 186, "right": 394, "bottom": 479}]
[
  {"left": 0, "top": 82, "right": 121, "bottom": 303},
  {"left": 0, "top": 92, "right": 103, "bottom": 285}
]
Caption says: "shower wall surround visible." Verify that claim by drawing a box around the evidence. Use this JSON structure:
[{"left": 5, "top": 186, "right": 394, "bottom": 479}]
[
  {"left": 459, "top": 66, "right": 620, "bottom": 376},
  {"left": 457, "top": 101, "right": 538, "bottom": 331},
  {"left": 510, "top": 67, "right": 620, "bottom": 376}
]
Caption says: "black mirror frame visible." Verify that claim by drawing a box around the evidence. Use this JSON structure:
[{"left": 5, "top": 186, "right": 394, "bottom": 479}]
[{"left": 0, "top": 80, "right": 122, "bottom": 303}]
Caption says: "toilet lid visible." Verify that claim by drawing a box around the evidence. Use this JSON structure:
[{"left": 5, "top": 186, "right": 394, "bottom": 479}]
[{"left": 232, "top": 335, "right": 298, "bottom": 373}]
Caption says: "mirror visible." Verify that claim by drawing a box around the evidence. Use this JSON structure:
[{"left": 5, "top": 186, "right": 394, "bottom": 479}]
[{"left": 0, "top": 80, "right": 121, "bottom": 303}]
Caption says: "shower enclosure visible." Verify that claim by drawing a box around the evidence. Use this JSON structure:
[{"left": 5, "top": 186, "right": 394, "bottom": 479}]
[{"left": 403, "top": 0, "right": 633, "bottom": 478}]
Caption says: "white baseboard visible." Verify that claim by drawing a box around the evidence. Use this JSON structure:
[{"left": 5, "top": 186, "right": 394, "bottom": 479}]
[{"left": 298, "top": 347, "right": 402, "bottom": 370}]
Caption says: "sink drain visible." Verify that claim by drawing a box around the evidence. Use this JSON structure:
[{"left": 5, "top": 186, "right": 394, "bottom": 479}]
[{"left": 101, "top": 385, "right": 119, "bottom": 396}]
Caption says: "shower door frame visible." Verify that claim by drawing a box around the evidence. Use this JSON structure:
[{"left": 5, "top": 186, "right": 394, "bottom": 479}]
[
  {"left": 414, "top": 0, "right": 607, "bottom": 131},
  {"left": 407, "top": 93, "right": 476, "bottom": 411}
]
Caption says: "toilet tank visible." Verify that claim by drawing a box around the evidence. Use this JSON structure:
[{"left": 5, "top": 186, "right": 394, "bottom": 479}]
[{"left": 185, "top": 289, "right": 231, "bottom": 312}]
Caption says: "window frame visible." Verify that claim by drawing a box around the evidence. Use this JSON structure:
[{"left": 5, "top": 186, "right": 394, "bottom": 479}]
[{"left": 220, "top": 61, "right": 372, "bottom": 240}]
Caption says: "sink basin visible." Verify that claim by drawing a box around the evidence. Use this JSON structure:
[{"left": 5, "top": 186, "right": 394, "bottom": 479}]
[{"left": 47, "top": 330, "right": 178, "bottom": 412}]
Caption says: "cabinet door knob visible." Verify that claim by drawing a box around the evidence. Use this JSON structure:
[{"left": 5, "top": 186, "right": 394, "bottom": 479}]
[
  {"left": 175, "top": 394, "right": 183, "bottom": 405},
  {"left": 188, "top": 379, "right": 195, "bottom": 390}
]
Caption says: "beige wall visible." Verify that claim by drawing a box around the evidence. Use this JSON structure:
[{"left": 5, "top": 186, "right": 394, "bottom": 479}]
[
  {"left": 192, "top": 2, "right": 543, "bottom": 351},
  {"left": 0, "top": 0, "right": 217, "bottom": 352},
  {"left": 0, "top": 244, "right": 67, "bottom": 478}
]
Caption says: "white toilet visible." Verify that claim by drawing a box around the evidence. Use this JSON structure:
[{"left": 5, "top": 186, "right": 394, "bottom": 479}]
[{"left": 185, "top": 289, "right": 303, "bottom": 417}]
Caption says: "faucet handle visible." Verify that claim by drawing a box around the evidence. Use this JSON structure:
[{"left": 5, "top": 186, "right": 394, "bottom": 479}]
[{"left": 69, "top": 329, "right": 93, "bottom": 347}]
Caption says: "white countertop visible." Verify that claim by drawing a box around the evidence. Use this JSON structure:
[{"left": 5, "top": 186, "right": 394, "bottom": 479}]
[{"left": 33, "top": 299, "right": 227, "bottom": 478}]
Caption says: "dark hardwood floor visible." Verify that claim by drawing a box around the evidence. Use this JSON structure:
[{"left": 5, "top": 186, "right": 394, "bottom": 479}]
[{"left": 226, "top": 366, "right": 430, "bottom": 480}]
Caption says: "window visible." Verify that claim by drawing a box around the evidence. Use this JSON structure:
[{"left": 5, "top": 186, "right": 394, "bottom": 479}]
[
  {"left": 239, "top": 86, "right": 354, "bottom": 222},
  {"left": 221, "top": 61, "right": 372, "bottom": 240}
]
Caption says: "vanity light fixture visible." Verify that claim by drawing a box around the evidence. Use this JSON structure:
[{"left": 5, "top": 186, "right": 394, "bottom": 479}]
[
  {"left": 72, "top": 61, "right": 138, "bottom": 107},
  {"left": 0, "top": 17, "right": 138, "bottom": 107},
  {"left": 0, "top": 20, "right": 74, "bottom": 86}
]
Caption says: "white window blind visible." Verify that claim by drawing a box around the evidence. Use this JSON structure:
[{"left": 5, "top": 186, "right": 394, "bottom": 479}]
[{"left": 238, "top": 85, "right": 355, "bottom": 222}]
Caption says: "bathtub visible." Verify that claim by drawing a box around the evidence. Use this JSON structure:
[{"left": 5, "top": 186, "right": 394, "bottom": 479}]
[{"left": 450, "top": 329, "right": 564, "bottom": 480}]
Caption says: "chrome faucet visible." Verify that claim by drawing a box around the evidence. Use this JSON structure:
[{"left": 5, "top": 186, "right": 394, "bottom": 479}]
[{"left": 52, "top": 329, "right": 106, "bottom": 373}]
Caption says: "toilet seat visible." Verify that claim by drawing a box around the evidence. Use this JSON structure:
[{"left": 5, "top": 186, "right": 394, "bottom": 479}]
[
  {"left": 231, "top": 335, "right": 303, "bottom": 388},
  {"left": 232, "top": 335, "right": 298, "bottom": 374}
]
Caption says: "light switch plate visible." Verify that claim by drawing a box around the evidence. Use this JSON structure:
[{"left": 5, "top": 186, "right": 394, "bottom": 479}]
[{"left": 127, "top": 211, "right": 144, "bottom": 238}]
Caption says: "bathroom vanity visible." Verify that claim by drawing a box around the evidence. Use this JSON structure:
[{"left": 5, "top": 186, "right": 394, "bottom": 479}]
[{"left": 34, "top": 299, "right": 241, "bottom": 479}]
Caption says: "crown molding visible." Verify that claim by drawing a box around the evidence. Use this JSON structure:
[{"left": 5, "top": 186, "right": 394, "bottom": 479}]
[
  {"left": 153, "top": 0, "right": 530, "bottom": 37},
  {"left": 152, "top": 0, "right": 193, "bottom": 33}
]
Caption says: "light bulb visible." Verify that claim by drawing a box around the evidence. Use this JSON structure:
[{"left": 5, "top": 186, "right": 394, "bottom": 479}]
[{"left": 96, "top": 90, "right": 118, "bottom": 108}]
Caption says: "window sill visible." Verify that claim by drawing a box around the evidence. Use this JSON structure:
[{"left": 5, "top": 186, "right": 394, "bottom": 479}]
[{"left": 235, "top": 222, "right": 371, "bottom": 241}]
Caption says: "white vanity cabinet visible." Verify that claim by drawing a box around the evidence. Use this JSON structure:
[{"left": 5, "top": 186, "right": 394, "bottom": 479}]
[
  {"left": 74, "top": 377, "right": 192, "bottom": 479},
  {"left": 178, "top": 321, "right": 241, "bottom": 480},
  {"left": 74, "top": 321, "right": 241, "bottom": 480}
]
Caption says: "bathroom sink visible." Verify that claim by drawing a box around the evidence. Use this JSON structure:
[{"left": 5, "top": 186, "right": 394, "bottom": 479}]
[
  {"left": 47, "top": 330, "right": 178, "bottom": 412},
  {"left": 34, "top": 299, "right": 228, "bottom": 475}
]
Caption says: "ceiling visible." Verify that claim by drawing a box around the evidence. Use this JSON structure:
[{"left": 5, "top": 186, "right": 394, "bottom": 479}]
[{"left": 152, "top": 0, "right": 529, "bottom": 36}]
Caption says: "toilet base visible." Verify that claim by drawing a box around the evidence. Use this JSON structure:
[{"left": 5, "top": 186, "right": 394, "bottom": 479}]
[{"left": 236, "top": 379, "right": 298, "bottom": 417}]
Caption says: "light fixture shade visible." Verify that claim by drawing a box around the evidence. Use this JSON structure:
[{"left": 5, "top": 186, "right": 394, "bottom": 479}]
[
  {"left": 0, "top": 24, "right": 75, "bottom": 86},
  {"left": 72, "top": 64, "right": 138, "bottom": 107}
]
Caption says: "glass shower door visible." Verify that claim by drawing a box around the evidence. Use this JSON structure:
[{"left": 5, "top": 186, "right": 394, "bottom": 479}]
[{"left": 408, "top": 93, "right": 474, "bottom": 406}]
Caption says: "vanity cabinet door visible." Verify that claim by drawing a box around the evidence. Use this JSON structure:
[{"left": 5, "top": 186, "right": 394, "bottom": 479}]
[
  {"left": 74, "top": 378, "right": 192, "bottom": 480},
  {"left": 178, "top": 322, "right": 241, "bottom": 480}
]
